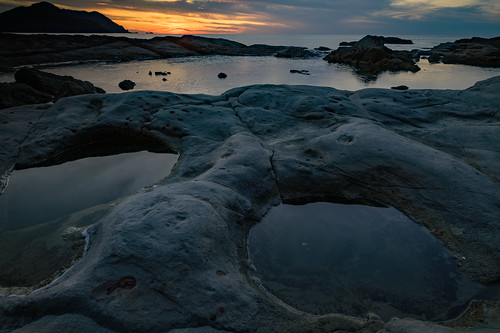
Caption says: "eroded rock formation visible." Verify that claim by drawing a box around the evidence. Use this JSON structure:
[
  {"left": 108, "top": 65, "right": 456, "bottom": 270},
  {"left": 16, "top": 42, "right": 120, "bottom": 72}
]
[
  {"left": 0, "top": 77, "right": 499, "bottom": 332},
  {"left": 324, "top": 35, "right": 420, "bottom": 76}
]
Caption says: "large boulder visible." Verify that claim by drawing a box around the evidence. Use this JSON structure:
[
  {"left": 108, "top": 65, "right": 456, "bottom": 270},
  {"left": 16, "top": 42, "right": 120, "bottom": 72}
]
[
  {"left": 14, "top": 67, "right": 103, "bottom": 100},
  {"left": 324, "top": 35, "right": 420, "bottom": 75},
  {"left": 0, "top": 68, "right": 104, "bottom": 109}
]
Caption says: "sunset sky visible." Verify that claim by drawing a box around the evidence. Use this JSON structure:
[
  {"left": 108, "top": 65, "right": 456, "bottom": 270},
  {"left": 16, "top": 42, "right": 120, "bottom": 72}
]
[{"left": 0, "top": 0, "right": 499, "bottom": 35}]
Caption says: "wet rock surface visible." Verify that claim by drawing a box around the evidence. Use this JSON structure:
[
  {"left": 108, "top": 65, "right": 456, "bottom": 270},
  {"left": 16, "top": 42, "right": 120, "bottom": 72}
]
[
  {"left": 0, "top": 77, "right": 499, "bottom": 332},
  {"left": 421, "top": 36, "right": 500, "bottom": 67},
  {"left": 324, "top": 35, "right": 420, "bottom": 76}
]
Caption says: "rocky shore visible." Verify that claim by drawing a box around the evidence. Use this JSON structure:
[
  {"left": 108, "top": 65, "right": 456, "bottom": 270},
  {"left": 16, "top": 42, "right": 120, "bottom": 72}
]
[
  {"left": 1, "top": 33, "right": 498, "bottom": 80},
  {"left": 0, "top": 76, "right": 499, "bottom": 332},
  {"left": 0, "top": 33, "right": 307, "bottom": 73},
  {"left": 420, "top": 36, "right": 500, "bottom": 67}
]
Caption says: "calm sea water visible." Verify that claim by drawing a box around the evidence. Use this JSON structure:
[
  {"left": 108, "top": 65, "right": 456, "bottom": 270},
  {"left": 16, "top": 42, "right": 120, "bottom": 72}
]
[{"left": 1, "top": 34, "right": 499, "bottom": 94}]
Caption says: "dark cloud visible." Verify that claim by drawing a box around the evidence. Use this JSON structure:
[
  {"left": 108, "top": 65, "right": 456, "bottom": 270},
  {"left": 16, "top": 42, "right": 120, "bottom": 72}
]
[{"left": 0, "top": 0, "right": 498, "bottom": 35}]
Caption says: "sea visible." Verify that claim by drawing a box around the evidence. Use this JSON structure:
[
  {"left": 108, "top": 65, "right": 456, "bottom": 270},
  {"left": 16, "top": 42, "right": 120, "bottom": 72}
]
[{"left": 1, "top": 33, "right": 500, "bottom": 95}]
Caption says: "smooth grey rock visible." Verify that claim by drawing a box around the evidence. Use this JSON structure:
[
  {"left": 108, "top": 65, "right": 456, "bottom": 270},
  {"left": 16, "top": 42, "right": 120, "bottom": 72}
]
[
  {"left": 12, "top": 314, "right": 117, "bottom": 333},
  {"left": 377, "top": 318, "right": 455, "bottom": 333},
  {"left": 0, "top": 78, "right": 499, "bottom": 332}
]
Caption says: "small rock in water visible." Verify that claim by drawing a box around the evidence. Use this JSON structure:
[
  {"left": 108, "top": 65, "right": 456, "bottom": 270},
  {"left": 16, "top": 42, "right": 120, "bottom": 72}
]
[
  {"left": 275, "top": 47, "right": 317, "bottom": 58},
  {"left": 391, "top": 85, "right": 409, "bottom": 91},
  {"left": 290, "top": 69, "right": 310, "bottom": 75},
  {"left": 118, "top": 80, "right": 136, "bottom": 91},
  {"left": 218, "top": 72, "right": 228, "bottom": 79}
]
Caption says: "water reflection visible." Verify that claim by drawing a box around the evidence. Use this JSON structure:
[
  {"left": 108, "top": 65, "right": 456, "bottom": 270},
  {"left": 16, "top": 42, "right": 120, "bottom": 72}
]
[
  {"left": 248, "top": 202, "right": 494, "bottom": 321},
  {"left": 1, "top": 54, "right": 499, "bottom": 95},
  {"left": 0, "top": 151, "right": 177, "bottom": 290}
]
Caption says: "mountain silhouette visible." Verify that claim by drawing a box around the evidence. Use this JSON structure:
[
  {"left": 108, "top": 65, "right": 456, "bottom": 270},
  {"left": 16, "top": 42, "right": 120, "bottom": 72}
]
[{"left": 0, "top": 2, "right": 128, "bottom": 33}]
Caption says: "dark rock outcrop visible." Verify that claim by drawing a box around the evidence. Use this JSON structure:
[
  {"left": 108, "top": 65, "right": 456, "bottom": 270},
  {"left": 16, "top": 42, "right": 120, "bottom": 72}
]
[
  {"left": 340, "top": 36, "right": 413, "bottom": 47},
  {"left": 217, "top": 72, "right": 227, "bottom": 79},
  {"left": 0, "top": 68, "right": 104, "bottom": 109},
  {"left": 0, "top": 33, "right": 299, "bottom": 73},
  {"left": 391, "top": 85, "right": 409, "bottom": 90},
  {"left": 275, "top": 47, "right": 318, "bottom": 58},
  {"left": 324, "top": 35, "right": 420, "bottom": 76},
  {"left": 0, "top": 82, "right": 52, "bottom": 109},
  {"left": 422, "top": 37, "right": 500, "bottom": 67},
  {"left": 290, "top": 69, "right": 310, "bottom": 75},
  {"left": 381, "top": 36, "right": 413, "bottom": 44},
  {"left": 0, "top": 2, "right": 128, "bottom": 33},
  {"left": 118, "top": 80, "right": 135, "bottom": 90},
  {"left": 14, "top": 67, "right": 101, "bottom": 99},
  {"left": 150, "top": 35, "right": 290, "bottom": 58}
]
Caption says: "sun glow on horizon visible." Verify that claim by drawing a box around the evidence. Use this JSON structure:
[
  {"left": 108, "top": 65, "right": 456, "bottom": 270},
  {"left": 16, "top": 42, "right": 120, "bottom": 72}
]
[{"left": 93, "top": 7, "right": 286, "bottom": 34}]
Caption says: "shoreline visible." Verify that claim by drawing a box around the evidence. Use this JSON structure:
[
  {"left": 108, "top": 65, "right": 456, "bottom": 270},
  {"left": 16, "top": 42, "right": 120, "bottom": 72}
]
[{"left": 1, "top": 33, "right": 499, "bottom": 74}]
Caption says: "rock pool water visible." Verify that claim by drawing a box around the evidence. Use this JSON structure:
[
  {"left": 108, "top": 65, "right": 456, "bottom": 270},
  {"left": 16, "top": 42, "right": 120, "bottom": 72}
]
[
  {"left": 248, "top": 201, "right": 494, "bottom": 321},
  {"left": 0, "top": 151, "right": 178, "bottom": 291}
]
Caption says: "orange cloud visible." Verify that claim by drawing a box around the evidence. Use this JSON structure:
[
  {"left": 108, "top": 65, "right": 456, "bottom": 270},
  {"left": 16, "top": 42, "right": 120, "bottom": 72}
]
[{"left": 94, "top": 7, "right": 286, "bottom": 34}]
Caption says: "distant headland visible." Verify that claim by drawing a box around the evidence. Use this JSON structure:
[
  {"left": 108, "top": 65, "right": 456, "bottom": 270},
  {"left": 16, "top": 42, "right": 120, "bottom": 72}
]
[{"left": 0, "top": 1, "right": 128, "bottom": 33}]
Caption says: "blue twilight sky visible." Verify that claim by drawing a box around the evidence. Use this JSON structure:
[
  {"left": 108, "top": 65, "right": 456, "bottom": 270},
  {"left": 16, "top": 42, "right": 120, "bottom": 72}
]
[{"left": 0, "top": 0, "right": 499, "bottom": 35}]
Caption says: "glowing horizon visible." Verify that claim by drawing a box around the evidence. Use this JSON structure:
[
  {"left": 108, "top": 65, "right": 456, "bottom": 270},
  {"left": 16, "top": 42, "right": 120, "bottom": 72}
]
[
  {"left": 96, "top": 7, "right": 288, "bottom": 34},
  {"left": 0, "top": 0, "right": 499, "bottom": 35}
]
